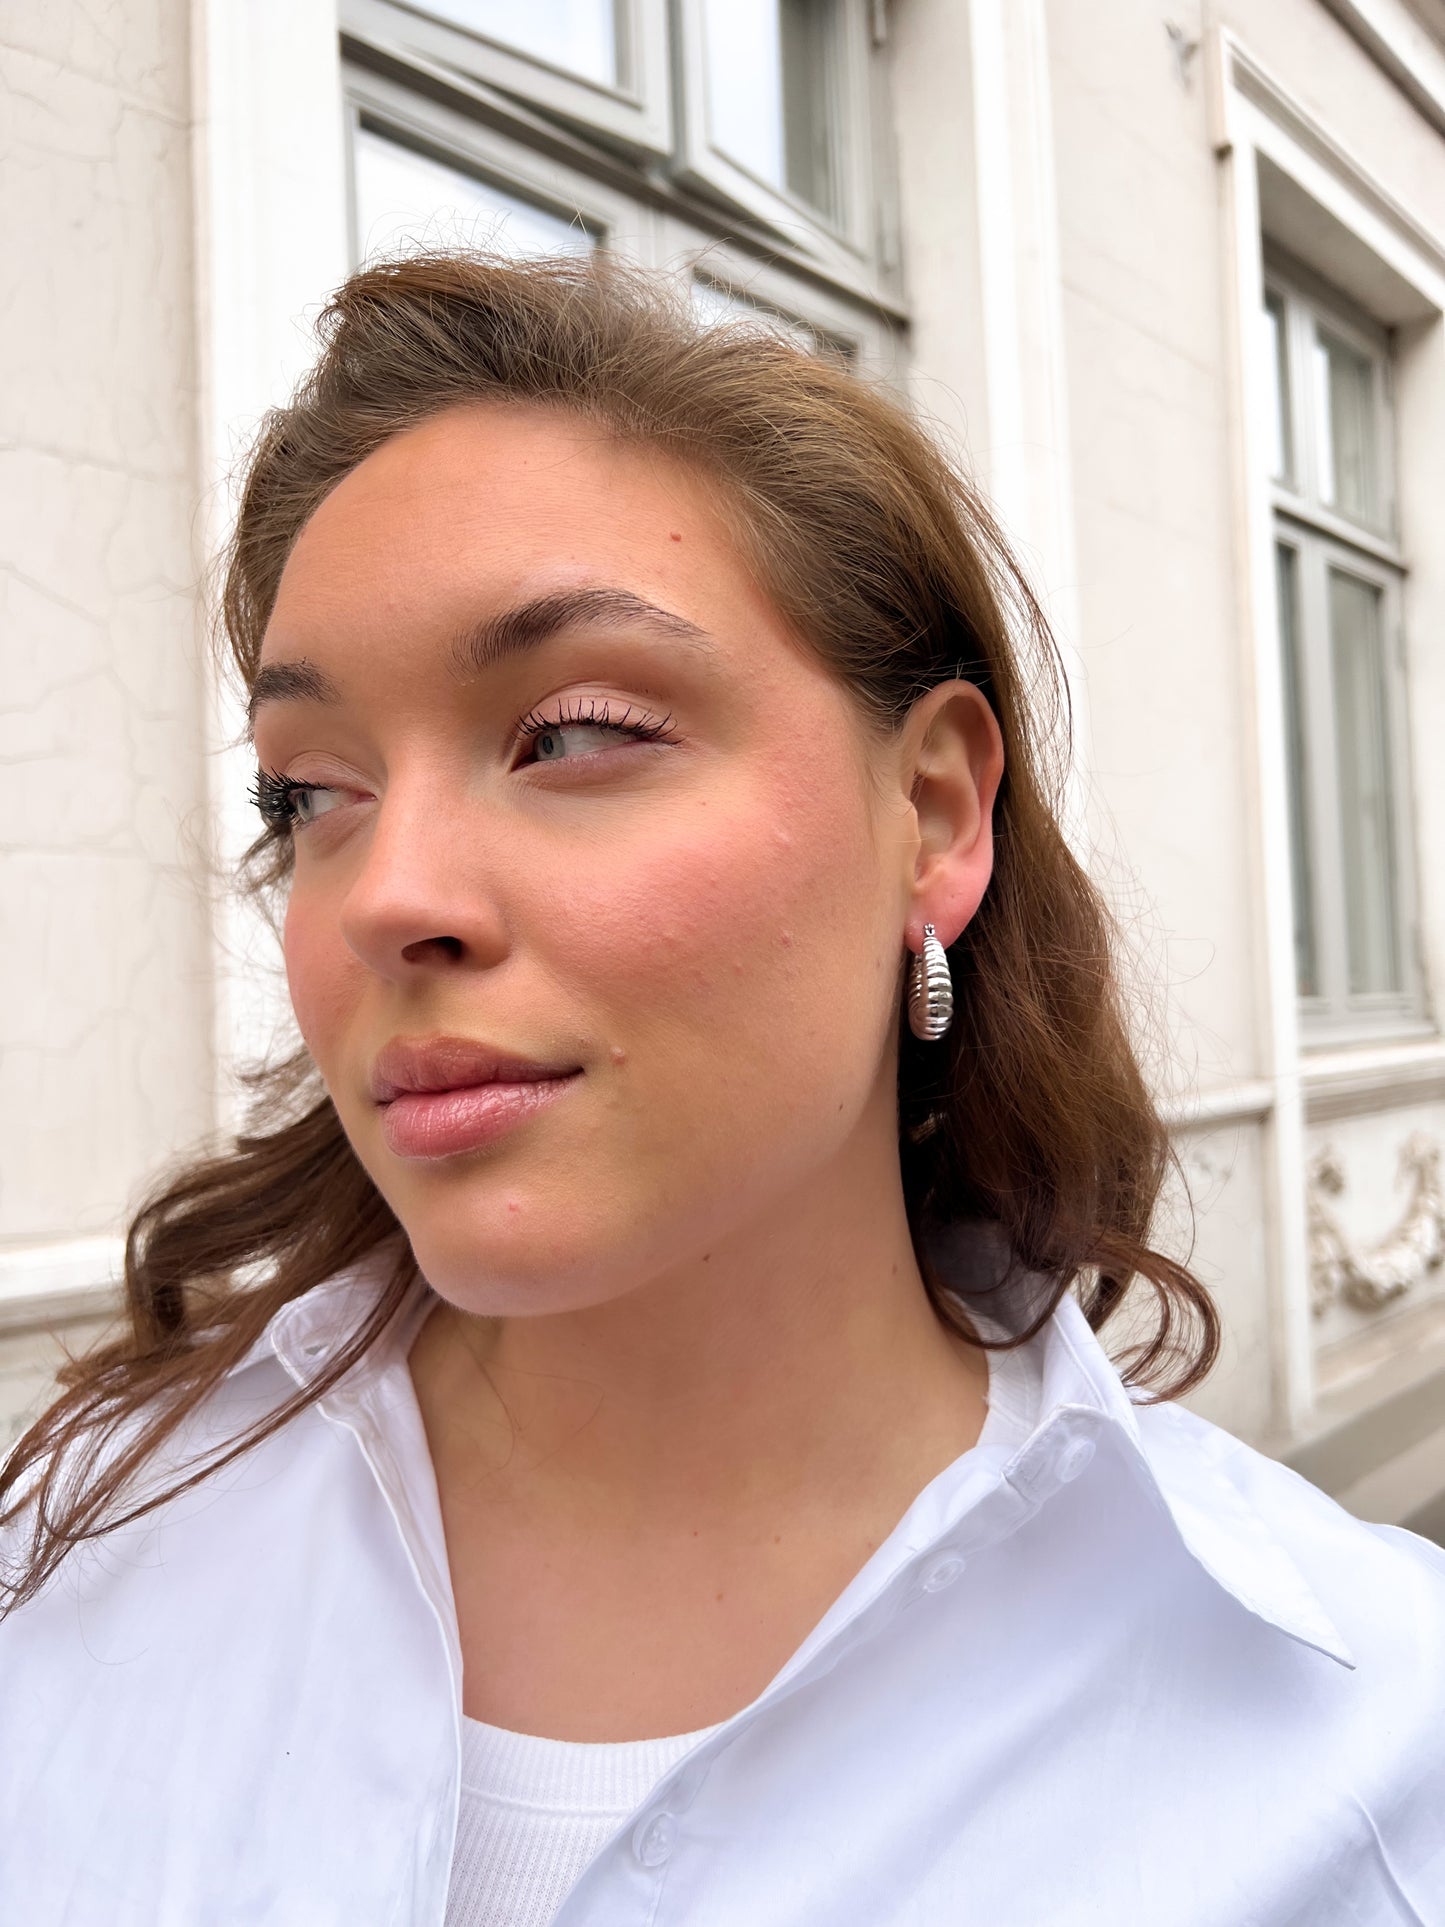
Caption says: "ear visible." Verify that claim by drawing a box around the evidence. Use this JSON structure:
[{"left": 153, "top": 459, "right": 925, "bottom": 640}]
[{"left": 898, "top": 681, "right": 1005, "bottom": 951}]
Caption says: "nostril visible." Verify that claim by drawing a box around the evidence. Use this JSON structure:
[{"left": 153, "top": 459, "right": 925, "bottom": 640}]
[{"left": 399, "top": 934, "right": 465, "bottom": 964}]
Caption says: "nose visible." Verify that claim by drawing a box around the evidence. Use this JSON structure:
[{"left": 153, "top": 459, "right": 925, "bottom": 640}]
[{"left": 335, "top": 774, "right": 512, "bottom": 982}]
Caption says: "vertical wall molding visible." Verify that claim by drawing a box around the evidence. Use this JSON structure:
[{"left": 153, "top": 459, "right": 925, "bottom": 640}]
[
  {"left": 190, "top": 0, "right": 352, "bottom": 1133},
  {"left": 965, "top": 0, "right": 1091, "bottom": 852}
]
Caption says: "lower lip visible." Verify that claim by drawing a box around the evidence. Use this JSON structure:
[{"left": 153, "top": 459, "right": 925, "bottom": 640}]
[{"left": 379, "top": 1074, "right": 581, "bottom": 1160}]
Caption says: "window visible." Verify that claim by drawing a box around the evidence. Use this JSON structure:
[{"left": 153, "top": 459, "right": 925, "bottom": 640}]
[
  {"left": 340, "top": 0, "right": 899, "bottom": 344},
  {"left": 1263, "top": 261, "right": 1422, "bottom": 1036},
  {"left": 679, "top": 0, "right": 875, "bottom": 256}
]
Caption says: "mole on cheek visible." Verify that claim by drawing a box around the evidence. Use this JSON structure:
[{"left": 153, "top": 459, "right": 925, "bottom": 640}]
[{"left": 669, "top": 532, "right": 682, "bottom": 542}]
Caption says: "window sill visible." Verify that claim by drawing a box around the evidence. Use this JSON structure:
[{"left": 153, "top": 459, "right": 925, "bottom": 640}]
[
  {"left": 1301, "top": 1033, "right": 1445, "bottom": 1122},
  {"left": 0, "top": 1237, "right": 124, "bottom": 1338}
]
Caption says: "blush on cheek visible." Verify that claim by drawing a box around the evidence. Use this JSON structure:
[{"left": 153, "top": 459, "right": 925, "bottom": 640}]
[{"left": 567, "top": 787, "right": 852, "bottom": 1020}]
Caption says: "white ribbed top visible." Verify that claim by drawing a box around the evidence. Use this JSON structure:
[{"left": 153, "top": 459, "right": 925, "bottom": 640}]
[
  {"left": 443, "top": 1334, "right": 1035, "bottom": 1927},
  {"left": 444, "top": 1713, "right": 719, "bottom": 1927}
]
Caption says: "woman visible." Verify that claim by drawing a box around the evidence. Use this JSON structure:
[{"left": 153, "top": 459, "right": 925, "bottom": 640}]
[{"left": 2, "top": 252, "right": 1441, "bottom": 1927}]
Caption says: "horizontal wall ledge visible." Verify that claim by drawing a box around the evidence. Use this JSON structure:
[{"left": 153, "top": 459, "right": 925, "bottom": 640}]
[
  {"left": 1158, "top": 1079, "right": 1275, "bottom": 1133},
  {"left": 1302, "top": 1037, "right": 1445, "bottom": 1122},
  {"left": 0, "top": 1237, "right": 124, "bottom": 1337}
]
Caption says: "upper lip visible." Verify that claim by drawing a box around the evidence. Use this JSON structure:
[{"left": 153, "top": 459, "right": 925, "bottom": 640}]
[{"left": 368, "top": 1036, "right": 583, "bottom": 1105}]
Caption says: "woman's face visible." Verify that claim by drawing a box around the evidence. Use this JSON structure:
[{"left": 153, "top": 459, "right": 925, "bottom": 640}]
[{"left": 254, "top": 402, "right": 992, "bottom": 1315}]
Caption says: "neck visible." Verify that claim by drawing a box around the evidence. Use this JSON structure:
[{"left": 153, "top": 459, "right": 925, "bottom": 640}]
[{"left": 408, "top": 1118, "right": 988, "bottom": 1530}]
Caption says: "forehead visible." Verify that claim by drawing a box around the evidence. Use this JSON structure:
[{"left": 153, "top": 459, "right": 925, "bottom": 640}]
[
  {"left": 272, "top": 402, "right": 741, "bottom": 611},
  {"left": 257, "top": 401, "right": 835, "bottom": 725}
]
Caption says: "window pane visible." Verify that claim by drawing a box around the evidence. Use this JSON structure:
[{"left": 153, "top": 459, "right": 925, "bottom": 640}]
[
  {"left": 702, "top": 0, "right": 842, "bottom": 221},
  {"left": 1313, "top": 326, "right": 1379, "bottom": 523},
  {"left": 1274, "top": 545, "right": 1317, "bottom": 998},
  {"left": 353, "top": 125, "right": 595, "bottom": 264},
  {"left": 1263, "top": 292, "right": 1292, "bottom": 484},
  {"left": 405, "top": 1, "right": 618, "bottom": 86},
  {"left": 1327, "top": 568, "right": 1401, "bottom": 995}
]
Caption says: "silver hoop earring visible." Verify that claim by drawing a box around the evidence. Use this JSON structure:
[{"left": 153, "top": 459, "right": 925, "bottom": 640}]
[{"left": 907, "top": 923, "right": 954, "bottom": 1042}]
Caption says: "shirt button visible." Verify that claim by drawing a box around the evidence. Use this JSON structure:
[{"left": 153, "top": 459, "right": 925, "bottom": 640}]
[
  {"left": 633, "top": 1810, "right": 677, "bottom": 1869},
  {"left": 1056, "top": 1436, "right": 1096, "bottom": 1484},
  {"left": 920, "top": 1552, "right": 968, "bottom": 1594}
]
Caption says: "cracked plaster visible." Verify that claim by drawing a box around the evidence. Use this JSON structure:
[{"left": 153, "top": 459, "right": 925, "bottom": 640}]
[{"left": 1, "top": 0, "right": 213, "bottom": 1269}]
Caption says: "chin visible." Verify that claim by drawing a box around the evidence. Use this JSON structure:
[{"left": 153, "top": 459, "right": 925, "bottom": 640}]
[{"left": 399, "top": 1214, "right": 641, "bottom": 1321}]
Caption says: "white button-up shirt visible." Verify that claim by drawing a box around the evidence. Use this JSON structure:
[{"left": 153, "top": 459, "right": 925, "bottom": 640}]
[{"left": 3, "top": 1248, "right": 1444, "bottom": 1925}]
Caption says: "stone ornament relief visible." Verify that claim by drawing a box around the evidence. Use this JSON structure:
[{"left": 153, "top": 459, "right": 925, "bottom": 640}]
[{"left": 1308, "top": 1132, "right": 1445, "bottom": 1316}]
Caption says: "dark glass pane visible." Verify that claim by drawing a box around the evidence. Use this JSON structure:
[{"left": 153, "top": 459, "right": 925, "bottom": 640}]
[
  {"left": 1328, "top": 568, "right": 1401, "bottom": 994},
  {"left": 703, "top": 0, "right": 842, "bottom": 222},
  {"left": 1275, "top": 544, "right": 1318, "bottom": 998},
  {"left": 1314, "top": 326, "right": 1380, "bottom": 524},
  {"left": 1263, "top": 292, "right": 1292, "bottom": 483}
]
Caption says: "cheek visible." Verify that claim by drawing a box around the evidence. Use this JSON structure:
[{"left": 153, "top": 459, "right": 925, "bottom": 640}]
[
  {"left": 565, "top": 754, "right": 882, "bottom": 1047},
  {"left": 281, "top": 892, "right": 358, "bottom": 1066}
]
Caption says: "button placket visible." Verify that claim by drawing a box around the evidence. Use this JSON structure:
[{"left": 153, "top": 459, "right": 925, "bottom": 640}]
[
  {"left": 919, "top": 1551, "right": 968, "bottom": 1594},
  {"left": 632, "top": 1807, "right": 677, "bottom": 1869}
]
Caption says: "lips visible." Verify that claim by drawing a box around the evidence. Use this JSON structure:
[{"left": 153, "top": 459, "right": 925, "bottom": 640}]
[
  {"left": 368, "top": 1035, "right": 583, "bottom": 1107},
  {"left": 369, "top": 1035, "right": 585, "bottom": 1161}
]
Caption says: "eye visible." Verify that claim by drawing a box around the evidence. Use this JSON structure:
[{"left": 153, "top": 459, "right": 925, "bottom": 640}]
[
  {"left": 249, "top": 768, "right": 354, "bottom": 834},
  {"left": 515, "top": 697, "right": 679, "bottom": 765}
]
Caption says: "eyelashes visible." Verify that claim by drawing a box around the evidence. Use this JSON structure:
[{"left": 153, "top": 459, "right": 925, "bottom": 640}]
[
  {"left": 514, "top": 694, "right": 678, "bottom": 752},
  {"left": 249, "top": 695, "right": 680, "bottom": 836},
  {"left": 248, "top": 766, "right": 310, "bottom": 832}
]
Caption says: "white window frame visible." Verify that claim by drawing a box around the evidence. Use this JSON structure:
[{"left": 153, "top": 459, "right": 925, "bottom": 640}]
[
  {"left": 343, "top": 0, "right": 899, "bottom": 311},
  {"left": 345, "top": 65, "right": 660, "bottom": 263},
  {"left": 342, "top": 59, "right": 904, "bottom": 379},
  {"left": 672, "top": 0, "right": 879, "bottom": 278},
  {"left": 1272, "top": 524, "right": 1417, "bottom": 1025},
  {"left": 1265, "top": 260, "right": 1422, "bottom": 1040},
  {"left": 1267, "top": 259, "right": 1399, "bottom": 548},
  {"left": 341, "top": 0, "right": 673, "bottom": 158}
]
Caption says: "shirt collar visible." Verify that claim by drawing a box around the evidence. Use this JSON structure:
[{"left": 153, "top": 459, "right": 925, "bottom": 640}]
[
  {"left": 223, "top": 1239, "right": 423, "bottom": 1387},
  {"left": 1038, "top": 1291, "right": 1355, "bottom": 1669},
  {"left": 226, "top": 1239, "right": 1356, "bottom": 1673}
]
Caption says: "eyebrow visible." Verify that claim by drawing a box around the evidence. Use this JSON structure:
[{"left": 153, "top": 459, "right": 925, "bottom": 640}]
[
  {"left": 451, "top": 587, "right": 715, "bottom": 677},
  {"left": 246, "top": 586, "right": 717, "bottom": 738}
]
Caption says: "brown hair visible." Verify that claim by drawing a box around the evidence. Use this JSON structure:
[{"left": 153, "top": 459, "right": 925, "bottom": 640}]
[{"left": 0, "top": 250, "right": 1217, "bottom": 1615}]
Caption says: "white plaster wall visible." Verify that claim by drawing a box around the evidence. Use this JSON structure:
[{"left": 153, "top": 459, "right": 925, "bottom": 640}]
[
  {"left": 1156, "top": 1122, "right": 1279, "bottom": 1440},
  {"left": 0, "top": 3, "right": 213, "bottom": 1419},
  {"left": 1044, "top": 2, "right": 1260, "bottom": 1097}
]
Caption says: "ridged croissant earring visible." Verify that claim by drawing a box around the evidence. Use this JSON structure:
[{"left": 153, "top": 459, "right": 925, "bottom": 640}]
[{"left": 907, "top": 923, "right": 954, "bottom": 1042}]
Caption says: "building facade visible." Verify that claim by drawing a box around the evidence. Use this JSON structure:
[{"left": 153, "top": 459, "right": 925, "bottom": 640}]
[{"left": 3, "top": 0, "right": 1444, "bottom": 1535}]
